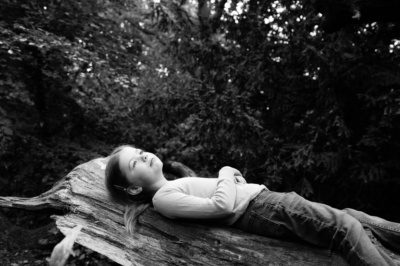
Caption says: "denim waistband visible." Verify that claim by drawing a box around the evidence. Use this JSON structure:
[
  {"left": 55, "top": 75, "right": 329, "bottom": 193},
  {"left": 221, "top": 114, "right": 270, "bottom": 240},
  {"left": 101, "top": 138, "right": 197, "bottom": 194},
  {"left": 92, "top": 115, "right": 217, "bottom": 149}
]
[
  {"left": 249, "top": 188, "right": 268, "bottom": 205},
  {"left": 233, "top": 189, "right": 267, "bottom": 229}
]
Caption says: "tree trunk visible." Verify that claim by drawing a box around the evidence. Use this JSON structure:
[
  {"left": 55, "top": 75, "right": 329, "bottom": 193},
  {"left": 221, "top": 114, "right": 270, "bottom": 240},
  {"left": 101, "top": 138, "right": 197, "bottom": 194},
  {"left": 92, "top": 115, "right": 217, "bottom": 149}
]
[
  {"left": 314, "top": 0, "right": 400, "bottom": 33},
  {"left": 0, "top": 157, "right": 352, "bottom": 265}
]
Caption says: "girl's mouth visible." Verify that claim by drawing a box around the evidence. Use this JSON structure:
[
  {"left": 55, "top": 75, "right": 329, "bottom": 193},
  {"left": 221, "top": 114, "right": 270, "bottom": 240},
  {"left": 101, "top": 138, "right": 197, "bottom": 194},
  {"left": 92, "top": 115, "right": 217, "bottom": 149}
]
[{"left": 150, "top": 158, "right": 154, "bottom": 166}]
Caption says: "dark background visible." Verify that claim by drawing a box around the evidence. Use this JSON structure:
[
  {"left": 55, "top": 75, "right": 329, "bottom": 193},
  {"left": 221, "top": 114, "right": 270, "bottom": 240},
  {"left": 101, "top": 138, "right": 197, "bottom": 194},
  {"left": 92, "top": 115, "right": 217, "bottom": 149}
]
[{"left": 1, "top": 0, "right": 399, "bottom": 264}]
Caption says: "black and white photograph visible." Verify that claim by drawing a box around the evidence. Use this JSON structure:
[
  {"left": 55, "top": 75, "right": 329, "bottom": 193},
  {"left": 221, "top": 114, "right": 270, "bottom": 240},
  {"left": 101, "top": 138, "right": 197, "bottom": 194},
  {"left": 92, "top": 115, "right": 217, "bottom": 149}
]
[{"left": 1, "top": 0, "right": 400, "bottom": 265}]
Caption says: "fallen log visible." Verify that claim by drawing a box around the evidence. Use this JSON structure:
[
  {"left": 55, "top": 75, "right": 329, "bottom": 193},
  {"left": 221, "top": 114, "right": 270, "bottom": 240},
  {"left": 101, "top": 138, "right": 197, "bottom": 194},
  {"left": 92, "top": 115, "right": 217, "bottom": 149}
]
[{"left": 0, "top": 157, "right": 352, "bottom": 265}]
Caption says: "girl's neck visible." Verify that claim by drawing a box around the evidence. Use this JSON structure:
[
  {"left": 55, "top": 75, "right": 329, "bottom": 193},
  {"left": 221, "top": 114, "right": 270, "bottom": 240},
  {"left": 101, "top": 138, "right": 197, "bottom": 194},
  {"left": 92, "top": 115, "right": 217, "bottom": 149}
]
[{"left": 145, "top": 176, "right": 168, "bottom": 194}]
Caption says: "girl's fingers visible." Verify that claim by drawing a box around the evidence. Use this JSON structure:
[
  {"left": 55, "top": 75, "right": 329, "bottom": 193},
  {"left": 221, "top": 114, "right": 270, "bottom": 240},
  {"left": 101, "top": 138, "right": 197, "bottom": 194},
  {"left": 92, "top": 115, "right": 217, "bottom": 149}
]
[{"left": 234, "top": 174, "right": 247, "bottom": 184}]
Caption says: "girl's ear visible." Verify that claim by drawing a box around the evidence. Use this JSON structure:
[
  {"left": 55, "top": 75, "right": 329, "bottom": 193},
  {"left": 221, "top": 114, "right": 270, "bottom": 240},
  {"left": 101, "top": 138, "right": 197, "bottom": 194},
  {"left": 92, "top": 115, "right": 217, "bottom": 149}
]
[{"left": 126, "top": 186, "right": 143, "bottom": 196}]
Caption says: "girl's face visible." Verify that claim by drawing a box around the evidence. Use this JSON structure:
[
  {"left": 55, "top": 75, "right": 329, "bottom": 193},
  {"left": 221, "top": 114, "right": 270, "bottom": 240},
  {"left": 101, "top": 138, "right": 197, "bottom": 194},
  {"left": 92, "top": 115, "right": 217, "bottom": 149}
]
[{"left": 118, "top": 147, "right": 163, "bottom": 188}]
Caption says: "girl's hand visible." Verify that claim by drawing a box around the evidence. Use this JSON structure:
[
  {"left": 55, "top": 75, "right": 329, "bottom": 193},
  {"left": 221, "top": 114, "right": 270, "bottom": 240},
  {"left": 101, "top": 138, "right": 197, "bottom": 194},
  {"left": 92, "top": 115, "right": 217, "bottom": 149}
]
[
  {"left": 219, "top": 166, "right": 246, "bottom": 184},
  {"left": 234, "top": 172, "right": 247, "bottom": 184}
]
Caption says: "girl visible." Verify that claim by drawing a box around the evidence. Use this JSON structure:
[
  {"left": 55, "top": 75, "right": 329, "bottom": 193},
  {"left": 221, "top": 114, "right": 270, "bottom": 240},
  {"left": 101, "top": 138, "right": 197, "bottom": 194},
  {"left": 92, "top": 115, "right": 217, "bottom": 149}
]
[{"left": 105, "top": 145, "right": 400, "bottom": 266}]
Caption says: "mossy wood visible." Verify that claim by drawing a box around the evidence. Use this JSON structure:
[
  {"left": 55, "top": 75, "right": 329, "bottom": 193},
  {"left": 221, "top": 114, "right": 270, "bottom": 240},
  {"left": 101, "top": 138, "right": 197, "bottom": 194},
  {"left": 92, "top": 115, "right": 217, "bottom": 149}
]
[{"left": 0, "top": 158, "right": 351, "bottom": 265}]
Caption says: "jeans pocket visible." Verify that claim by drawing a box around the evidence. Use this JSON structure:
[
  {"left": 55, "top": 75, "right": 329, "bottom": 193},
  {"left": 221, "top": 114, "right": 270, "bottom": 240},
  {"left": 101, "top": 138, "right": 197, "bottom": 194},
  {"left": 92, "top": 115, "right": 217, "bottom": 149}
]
[{"left": 247, "top": 211, "right": 288, "bottom": 239}]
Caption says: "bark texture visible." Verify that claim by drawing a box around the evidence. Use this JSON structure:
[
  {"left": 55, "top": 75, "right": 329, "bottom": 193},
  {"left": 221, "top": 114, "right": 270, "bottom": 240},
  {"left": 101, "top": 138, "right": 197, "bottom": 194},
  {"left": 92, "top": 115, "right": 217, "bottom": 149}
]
[{"left": 0, "top": 157, "right": 351, "bottom": 266}]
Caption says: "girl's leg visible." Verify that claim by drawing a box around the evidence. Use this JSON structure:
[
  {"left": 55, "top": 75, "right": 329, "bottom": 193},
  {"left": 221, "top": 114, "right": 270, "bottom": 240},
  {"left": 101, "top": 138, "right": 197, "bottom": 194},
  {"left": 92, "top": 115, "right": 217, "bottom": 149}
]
[
  {"left": 343, "top": 208, "right": 400, "bottom": 253},
  {"left": 234, "top": 190, "right": 397, "bottom": 266}
]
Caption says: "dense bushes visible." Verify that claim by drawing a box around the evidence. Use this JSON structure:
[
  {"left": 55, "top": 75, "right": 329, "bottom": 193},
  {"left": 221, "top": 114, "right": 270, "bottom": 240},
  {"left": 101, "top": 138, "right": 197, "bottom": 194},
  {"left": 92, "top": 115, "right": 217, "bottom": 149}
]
[
  {"left": 142, "top": 0, "right": 400, "bottom": 219},
  {"left": 0, "top": 0, "right": 141, "bottom": 195}
]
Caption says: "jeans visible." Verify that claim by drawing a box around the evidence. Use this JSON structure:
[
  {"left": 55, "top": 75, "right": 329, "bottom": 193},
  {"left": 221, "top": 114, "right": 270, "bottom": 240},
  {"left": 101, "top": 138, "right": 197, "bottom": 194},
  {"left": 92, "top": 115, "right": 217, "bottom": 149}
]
[{"left": 233, "top": 190, "right": 400, "bottom": 266}]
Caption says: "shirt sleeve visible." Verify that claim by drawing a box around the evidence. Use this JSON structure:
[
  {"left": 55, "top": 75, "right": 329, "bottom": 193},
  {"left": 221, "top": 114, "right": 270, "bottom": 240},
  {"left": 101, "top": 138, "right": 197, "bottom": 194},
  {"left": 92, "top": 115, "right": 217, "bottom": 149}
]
[{"left": 152, "top": 176, "right": 237, "bottom": 220}]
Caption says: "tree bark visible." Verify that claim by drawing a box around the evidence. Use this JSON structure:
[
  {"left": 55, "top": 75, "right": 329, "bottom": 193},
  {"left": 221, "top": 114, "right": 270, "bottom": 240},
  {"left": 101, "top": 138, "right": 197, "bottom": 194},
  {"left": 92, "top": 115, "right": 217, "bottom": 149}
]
[
  {"left": 0, "top": 157, "right": 352, "bottom": 265},
  {"left": 314, "top": 0, "right": 400, "bottom": 33}
]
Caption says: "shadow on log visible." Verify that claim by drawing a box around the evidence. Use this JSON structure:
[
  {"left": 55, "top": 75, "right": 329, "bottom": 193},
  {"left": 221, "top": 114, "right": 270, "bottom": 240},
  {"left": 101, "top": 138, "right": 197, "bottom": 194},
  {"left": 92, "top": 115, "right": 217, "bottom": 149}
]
[
  {"left": 0, "top": 157, "right": 351, "bottom": 265},
  {"left": 314, "top": 0, "right": 400, "bottom": 33}
]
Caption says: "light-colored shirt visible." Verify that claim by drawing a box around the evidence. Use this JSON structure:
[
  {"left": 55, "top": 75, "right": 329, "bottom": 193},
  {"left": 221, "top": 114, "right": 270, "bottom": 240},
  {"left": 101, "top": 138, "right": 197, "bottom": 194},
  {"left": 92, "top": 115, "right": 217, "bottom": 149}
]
[{"left": 152, "top": 175, "right": 266, "bottom": 225}]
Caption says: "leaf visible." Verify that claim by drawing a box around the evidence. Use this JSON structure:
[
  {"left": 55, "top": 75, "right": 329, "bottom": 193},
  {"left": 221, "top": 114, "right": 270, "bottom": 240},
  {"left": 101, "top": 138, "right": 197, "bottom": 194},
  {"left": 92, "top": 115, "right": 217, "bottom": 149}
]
[
  {"left": 3, "top": 127, "right": 13, "bottom": 136},
  {"left": 343, "top": 52, "right": 355, "bottom": 59},
  {"left": 39, "top": 238, "right": 49, "bottom": 245}
]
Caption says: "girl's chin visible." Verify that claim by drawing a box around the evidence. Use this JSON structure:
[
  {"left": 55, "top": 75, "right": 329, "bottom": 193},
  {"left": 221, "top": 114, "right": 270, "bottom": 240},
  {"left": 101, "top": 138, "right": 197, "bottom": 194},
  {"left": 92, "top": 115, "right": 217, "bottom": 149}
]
[
  {"left": 151, "top": 158, "right": 162, "bottom": 169},
  {"left": 154, "top": 158, "right": 162, "bottom": 166}
]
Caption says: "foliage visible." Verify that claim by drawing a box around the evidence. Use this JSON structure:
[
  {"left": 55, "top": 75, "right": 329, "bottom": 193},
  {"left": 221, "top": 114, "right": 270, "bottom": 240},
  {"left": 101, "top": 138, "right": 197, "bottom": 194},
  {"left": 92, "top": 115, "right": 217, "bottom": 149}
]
[
  {"left": 137, "top": 0, "right": 400, "bottom": 218},
  {"left": 0, "top": 0, "right": 400, "bottom": 224},
  {"left": 0, "top": 0, "right": 142, "bottom": 196}
]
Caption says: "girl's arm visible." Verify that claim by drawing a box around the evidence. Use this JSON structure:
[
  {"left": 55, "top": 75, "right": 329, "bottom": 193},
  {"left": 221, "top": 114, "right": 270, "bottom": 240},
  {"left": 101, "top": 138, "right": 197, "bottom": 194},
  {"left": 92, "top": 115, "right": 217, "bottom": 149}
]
[{"left": 152, "top": 167, "right": 239, "bottom": 220}]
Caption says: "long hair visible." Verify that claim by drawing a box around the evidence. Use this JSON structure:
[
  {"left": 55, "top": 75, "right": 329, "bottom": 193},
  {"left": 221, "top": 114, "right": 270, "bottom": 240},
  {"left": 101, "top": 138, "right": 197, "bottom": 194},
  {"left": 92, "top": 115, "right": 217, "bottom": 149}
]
[{"left": 105, "top": 145, "right": 152, "bottom": 235}]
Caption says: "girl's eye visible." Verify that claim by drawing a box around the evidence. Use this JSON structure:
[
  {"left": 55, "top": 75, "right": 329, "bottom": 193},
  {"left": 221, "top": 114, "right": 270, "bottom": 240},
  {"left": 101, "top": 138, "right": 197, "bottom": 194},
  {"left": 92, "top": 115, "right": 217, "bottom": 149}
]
[{"left": 140, "top": 150, "right": 144, "bottom": 155}]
